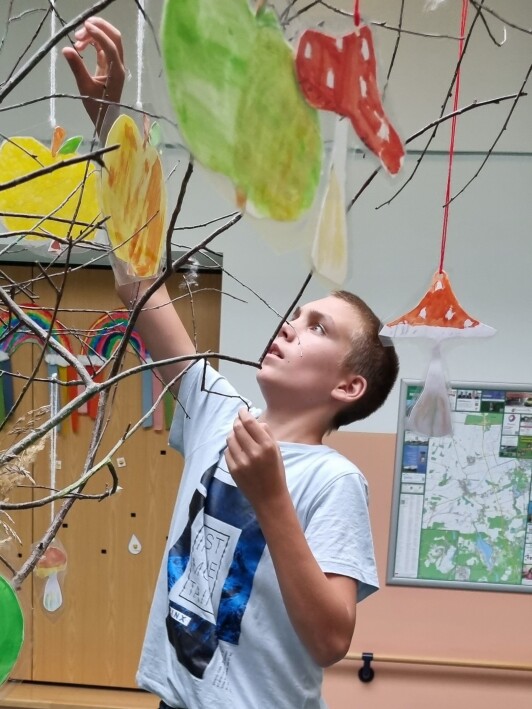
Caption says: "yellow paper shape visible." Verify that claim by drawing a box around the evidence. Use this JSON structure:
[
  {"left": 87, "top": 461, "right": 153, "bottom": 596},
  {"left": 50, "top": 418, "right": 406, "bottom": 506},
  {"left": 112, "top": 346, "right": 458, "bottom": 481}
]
[
  {"left": 100, "top": 115, "right": 166, "bottom": 279},
  {"left": 0, "top": 136, "right": 100, "bottom": 243},
  {"left": 311, "top": 117, "right": 348, "bottom": 285}
]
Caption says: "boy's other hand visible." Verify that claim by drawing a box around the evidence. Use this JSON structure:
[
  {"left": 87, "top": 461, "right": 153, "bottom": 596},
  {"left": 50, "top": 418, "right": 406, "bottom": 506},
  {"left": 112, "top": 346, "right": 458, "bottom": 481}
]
[
  {"left": 62, "top": 17, "right": 125, "bottom": 131},
  {"left": 225, "top": 408, "right": 288, "bottom": 511}
]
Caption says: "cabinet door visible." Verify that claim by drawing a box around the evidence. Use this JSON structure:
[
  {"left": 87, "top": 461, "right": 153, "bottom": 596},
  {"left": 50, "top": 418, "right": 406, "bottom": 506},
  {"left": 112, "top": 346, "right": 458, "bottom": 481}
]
[
  {"left": 21, "top": 265, "right": 221, "bottom": 687},
  {"left": 0, "top": 265, "right": 35, "bottom": 682}
]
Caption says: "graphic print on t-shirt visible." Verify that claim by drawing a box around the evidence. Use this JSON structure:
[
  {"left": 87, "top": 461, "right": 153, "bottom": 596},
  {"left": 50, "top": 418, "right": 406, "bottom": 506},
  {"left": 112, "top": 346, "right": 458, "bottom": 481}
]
[{"left": 166, "top": 463, "right": 266, "bottom": 678}]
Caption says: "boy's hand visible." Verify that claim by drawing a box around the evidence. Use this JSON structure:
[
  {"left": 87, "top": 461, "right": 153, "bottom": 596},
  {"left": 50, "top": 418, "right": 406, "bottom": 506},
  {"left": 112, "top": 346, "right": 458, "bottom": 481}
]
[
  {"left": 62, "top": 17, "right": 125, "bottom": 132},
  {"left": 225, "top": 408, "right": 288, "bottom": 511}
]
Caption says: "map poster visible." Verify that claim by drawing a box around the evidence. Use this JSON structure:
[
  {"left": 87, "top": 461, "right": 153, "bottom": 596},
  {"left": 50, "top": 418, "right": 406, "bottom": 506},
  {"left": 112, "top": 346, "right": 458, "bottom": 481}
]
[{"left": 387, "top": 381, "right": 532, "bottom": 592}]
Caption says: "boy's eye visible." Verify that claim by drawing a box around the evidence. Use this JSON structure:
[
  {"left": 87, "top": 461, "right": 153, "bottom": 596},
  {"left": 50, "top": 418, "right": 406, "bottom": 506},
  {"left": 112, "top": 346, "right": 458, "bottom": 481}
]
[{"left": 311, "top": 323, "right": 325, "bottom": 335}]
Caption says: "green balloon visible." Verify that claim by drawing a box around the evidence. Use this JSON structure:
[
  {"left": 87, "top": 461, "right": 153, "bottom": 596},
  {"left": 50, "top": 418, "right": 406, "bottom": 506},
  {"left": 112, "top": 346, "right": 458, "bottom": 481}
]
[{"left": 0, "top": 577, "right": 24, "bottom": 685}]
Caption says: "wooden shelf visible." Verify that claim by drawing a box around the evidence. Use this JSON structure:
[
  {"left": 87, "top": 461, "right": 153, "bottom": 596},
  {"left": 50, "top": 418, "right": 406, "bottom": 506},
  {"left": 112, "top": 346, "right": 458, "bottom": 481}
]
[{"left": 0, "top": 683, "right": 158, "bottom": 709}]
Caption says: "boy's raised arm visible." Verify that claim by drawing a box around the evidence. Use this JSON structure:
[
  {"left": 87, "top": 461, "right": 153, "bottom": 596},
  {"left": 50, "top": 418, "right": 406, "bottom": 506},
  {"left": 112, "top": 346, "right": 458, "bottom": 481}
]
[{"left": 64, "top": 18, "right": 196, "bottom": 394}]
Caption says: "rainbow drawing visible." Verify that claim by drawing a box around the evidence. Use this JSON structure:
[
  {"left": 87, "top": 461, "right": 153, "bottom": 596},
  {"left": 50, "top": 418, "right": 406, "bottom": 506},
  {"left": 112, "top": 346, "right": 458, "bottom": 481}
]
[
  {"left": 83, "top": 311, "right": 171, "bottom": 430},
  {"left": 0, "top": 305, "right": 75, "bottom": 430},
  {"left": 0, "top": 305, "right": 72, "bottom": 355},
  {"left": 82, "top": 311, "right": 147, "bottom": 362}
]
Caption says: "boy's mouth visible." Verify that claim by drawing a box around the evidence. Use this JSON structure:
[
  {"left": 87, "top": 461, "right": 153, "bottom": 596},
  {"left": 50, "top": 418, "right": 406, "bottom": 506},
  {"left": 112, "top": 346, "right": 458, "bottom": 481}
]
[{"left": 267, "top": 343, "right": 283, "bottom": 359}]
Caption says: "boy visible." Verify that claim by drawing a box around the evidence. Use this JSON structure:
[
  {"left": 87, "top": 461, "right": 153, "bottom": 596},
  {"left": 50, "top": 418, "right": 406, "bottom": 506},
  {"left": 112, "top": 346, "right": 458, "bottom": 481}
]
[{"left": 64, "top": 18, "right": 399, "bottom": 709}]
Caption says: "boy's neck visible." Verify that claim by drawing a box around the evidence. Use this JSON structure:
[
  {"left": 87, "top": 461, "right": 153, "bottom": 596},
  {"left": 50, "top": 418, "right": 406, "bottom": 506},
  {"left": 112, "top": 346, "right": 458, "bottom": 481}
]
[{"left": 259, "top": 408, "right": 328, "bottom": 446}]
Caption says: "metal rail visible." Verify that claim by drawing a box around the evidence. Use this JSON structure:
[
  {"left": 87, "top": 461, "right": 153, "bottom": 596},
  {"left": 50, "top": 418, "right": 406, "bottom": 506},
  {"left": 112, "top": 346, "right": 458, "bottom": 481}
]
[{"left": 346, "top": 652, "right": 532, "bottom": 674}]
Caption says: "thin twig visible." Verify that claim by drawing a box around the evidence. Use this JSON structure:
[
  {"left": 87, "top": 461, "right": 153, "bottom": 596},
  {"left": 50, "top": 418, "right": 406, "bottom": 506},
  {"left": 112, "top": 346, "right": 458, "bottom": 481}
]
[
  {"left": 0, "top": 145, "right": 117, "bottom": 193},
  {"left": 447, "top": 62, "right": 532, "bottom": 205},
  {"left": 374, "top": 0, "right": 487, "bottom": 211},
  {"left": 0, "top": 0, "right": 119, "bottom": 103},
  {"left": 258, "top": 271, "right": 313, "bottom": 365},
  {"left": 469, "top": 1, "right": 532, "bottom": 36},
  {"left": 347, "top": 90, "right": 524, "bottom": 211}
]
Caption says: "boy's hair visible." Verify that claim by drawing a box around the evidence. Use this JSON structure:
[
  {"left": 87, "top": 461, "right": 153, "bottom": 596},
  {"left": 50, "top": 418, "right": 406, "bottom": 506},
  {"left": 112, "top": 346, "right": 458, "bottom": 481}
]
[{"left": 330, "top": 290, "right": 399, "bottom": 429}]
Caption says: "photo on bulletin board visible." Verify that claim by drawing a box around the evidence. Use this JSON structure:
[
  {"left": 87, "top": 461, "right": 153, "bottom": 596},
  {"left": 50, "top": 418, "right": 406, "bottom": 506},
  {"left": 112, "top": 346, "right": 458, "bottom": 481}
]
[{"left": 387, "top": 380, "right": 532, "bottom": 593}]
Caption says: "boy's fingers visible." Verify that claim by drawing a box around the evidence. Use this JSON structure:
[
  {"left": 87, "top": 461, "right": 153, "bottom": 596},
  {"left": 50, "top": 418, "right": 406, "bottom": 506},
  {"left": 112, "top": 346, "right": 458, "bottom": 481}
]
[
  {"left": 238, "top": 408, "right": 272, "bottom": 444},
  {"left": 232, "top": 419, "right": 254, "bottom": 454},
  {"left": 62, "top": 47, "right": 93, "bottom": 93},
  {"left": 84, "top": 17, "right": 125, "bottom": 62},
  {"left": 84, "top": 22, "right": 124, "bottom": 69}
]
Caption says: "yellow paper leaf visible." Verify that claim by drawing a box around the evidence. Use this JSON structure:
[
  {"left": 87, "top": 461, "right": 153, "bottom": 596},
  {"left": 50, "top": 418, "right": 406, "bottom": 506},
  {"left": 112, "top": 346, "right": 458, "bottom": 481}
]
[
  {"left": 311, "top": 166, "right": 348, "bottom": 285},
  {"left": 100, "top": 115, "right": 166, "bottom": 278},
  {"left": 0, "top": 137, "right": 100, "bottom": 243}
]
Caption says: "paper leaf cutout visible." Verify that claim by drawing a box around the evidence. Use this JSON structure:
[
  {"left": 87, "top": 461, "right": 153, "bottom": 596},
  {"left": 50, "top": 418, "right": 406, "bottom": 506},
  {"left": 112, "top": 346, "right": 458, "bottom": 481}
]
[
  {"left": 100, "top": 115, "right": 167, "bottom": 279},
  {"left": 57, "top": 136, "right": 83, "bottom": 155},
  {"left": 148, "top": 122, "right": 163, "bottom": 148},
  {"left": 161, "top": 0, "right": 322, "bottom": 221},
  {"left": 380, "top": 271, "right": 496, "bottom": 340},
  {"left": 51, "top": 126, "right": 67, "bottom": 157},
  {"left": 312, "top": 117, "right": 348, "bottom": 284},
  {"left": 0, "top": 576, "right": 24, "bottom": 684},
  {"left": 0, "top": 134, "right": 100, "bottom": 244},
  {"left": 296, "top": 23, "right": 404, "bottom": 175}
]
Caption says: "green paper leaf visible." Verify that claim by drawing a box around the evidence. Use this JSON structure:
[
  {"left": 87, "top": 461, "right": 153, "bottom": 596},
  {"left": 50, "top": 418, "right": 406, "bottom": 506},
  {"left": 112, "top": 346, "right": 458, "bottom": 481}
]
[
  {"left": 148, "top": 122, "right": 163, "bottom": 148},
  {"left": 161, "top": 0, "right": 322, "bottom": 221},
  {"left": 57, "top": 136, "right": 83, "bottom": 155},
  {"left": 0, "top": 576, "right": 24, "bottom": 685}
]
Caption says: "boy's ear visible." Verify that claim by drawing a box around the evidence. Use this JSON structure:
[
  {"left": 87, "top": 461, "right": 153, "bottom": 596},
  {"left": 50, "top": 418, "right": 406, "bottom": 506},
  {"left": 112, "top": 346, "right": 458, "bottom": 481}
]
[{"left": 332, "top": 374, "right": 367, "bottom": 404}]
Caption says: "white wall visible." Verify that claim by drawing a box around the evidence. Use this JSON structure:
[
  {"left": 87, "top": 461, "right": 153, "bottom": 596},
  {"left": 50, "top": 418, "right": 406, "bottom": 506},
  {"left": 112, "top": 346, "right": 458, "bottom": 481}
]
[{"left": 1, "top": 0, "right": 531, "bottom": 432}]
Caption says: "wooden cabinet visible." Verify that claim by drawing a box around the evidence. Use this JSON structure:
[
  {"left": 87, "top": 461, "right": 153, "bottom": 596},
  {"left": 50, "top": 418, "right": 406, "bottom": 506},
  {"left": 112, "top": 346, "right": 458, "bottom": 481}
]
[{"left": 1, "top": 264, "right": 221, "bottom": 688}]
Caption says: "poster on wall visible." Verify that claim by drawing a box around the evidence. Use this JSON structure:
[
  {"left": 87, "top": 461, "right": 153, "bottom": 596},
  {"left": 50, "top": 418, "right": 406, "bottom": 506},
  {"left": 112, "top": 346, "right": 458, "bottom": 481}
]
[{"left": 387, "top": 380, "right": 532, "bottom": 593}]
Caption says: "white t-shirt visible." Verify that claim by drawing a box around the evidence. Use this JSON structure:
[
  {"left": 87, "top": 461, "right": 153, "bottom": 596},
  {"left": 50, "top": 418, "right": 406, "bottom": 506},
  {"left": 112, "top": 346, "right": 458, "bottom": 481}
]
[{"left": 137, "top": 361, "right": 378, "bottom": 709}]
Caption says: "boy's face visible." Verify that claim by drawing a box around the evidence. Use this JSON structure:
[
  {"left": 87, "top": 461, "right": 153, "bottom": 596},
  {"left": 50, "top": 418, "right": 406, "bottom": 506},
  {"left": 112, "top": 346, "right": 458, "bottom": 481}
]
[{"left": 257, "top": 295, "right": 363, "bottom": 409}]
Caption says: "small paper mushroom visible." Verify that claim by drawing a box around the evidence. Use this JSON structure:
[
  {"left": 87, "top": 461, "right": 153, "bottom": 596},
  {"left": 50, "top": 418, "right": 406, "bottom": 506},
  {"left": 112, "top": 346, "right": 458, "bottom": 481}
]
[
  {"left": 380, "top": 270, "right": 496, "bottom": 437},
  {"left": 35, "top": 544, "right": 67, "bottom": 613}
]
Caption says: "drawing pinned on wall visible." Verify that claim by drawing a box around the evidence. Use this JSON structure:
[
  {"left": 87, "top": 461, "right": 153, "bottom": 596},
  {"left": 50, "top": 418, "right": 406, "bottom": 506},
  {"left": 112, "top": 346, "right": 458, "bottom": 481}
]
[
  {"left": 100, "top": 114, "right": 167, "bottom": 282},
  {"left": 161, "top": 0, "right": 322, "bottom": 222},
  {"left": 0, "top": 576, "right": 23, "bottom": 685},
  {"left": 0, "top": 127, "right": 101, "bottom": 253},
  {"left": 0, "top": 306, "right": 78, "bottom": 433},
  {"left": 295, "top": 5, "right": 405, "bottom": 176},
  {"left": 82, "top": 311, "right": 172, "bottom": 431},
  {"left": 34, "top": 543, "right": 67, "bottom": 613},
  {"left": 380, "top": 271, "right": 496, "bottom": 437}
]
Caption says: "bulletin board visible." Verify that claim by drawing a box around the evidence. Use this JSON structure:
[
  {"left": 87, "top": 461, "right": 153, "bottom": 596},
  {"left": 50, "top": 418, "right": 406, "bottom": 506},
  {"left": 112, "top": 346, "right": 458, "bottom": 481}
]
[{"left": 387, "top": 380, "right": 532, "bottom": 593}]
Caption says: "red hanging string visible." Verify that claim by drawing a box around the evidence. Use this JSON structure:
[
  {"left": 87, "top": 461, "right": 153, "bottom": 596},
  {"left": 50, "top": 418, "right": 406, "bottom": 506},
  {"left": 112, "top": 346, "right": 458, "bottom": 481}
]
[
  {"left": 354, "top": 0, "right": 361, "bottom": 27},
  {"left": 438, "top": 0, "right": 469, "bottom": 274}
]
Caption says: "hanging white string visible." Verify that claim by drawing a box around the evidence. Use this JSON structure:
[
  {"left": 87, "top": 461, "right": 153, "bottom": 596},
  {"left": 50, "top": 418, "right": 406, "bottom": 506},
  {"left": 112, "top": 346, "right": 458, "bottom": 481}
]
[
  {"left": 49, "top": 0, "right": 57, "bottom": 127},
  {"left": 136, "top": 0, "right": 146, "bottom": 110},
  {"left": 49, "top": 372, "right": 59, "bottom": 522}
]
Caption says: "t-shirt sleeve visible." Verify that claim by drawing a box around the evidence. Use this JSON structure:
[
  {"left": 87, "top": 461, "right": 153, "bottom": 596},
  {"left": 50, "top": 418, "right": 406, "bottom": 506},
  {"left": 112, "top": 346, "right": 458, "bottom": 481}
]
[{"left": 305, "top": 472, "right": 379, "bottom": 603}]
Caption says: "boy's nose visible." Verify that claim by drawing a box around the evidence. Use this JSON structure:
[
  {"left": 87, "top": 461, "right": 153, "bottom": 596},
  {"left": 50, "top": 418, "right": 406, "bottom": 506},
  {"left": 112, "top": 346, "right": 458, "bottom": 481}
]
[{"left": 280, "top": 320, "right": 297, "bottom": 341}]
